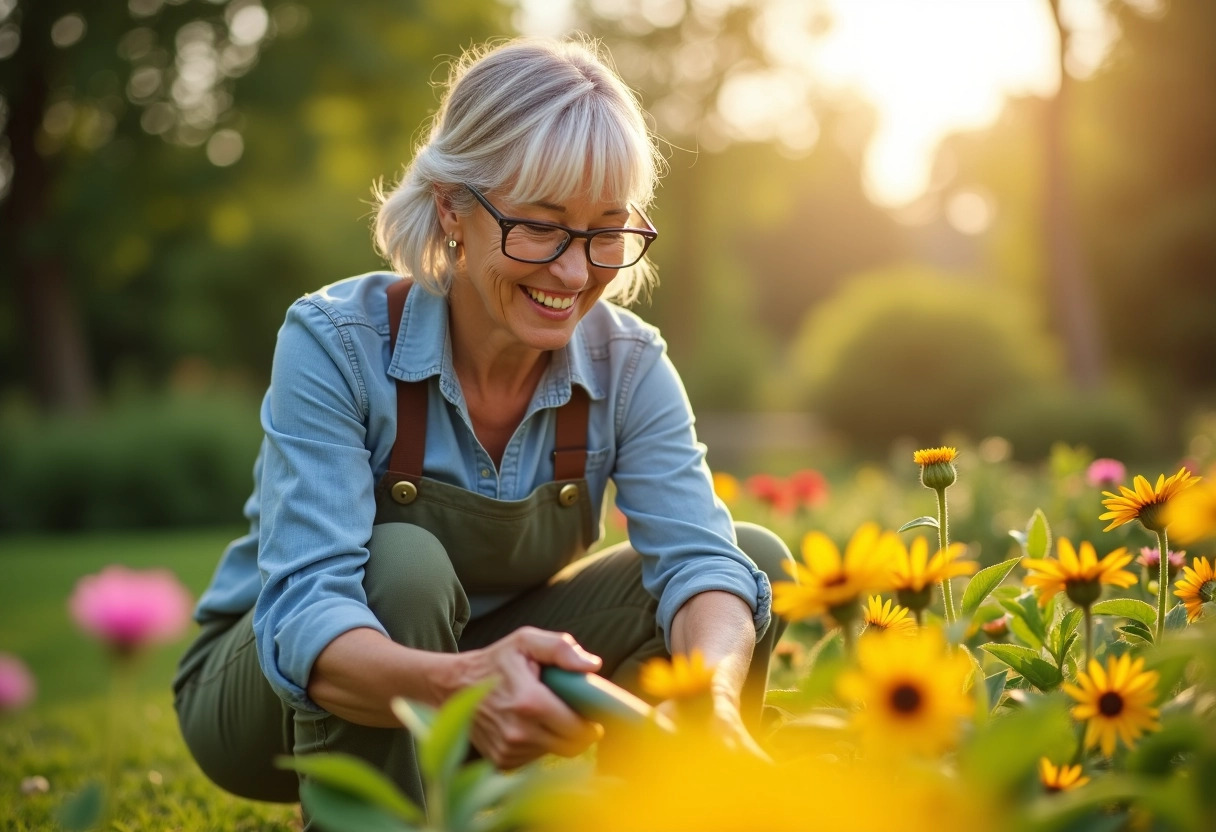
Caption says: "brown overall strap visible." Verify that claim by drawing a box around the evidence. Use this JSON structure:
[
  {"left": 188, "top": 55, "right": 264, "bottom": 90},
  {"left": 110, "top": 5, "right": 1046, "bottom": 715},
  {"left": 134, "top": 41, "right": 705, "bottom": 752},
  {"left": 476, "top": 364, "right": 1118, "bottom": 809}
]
[
  {"left": 385, "top": 279, "right": 426, "bottom": 485},
  {"left": 383, "top": 278, "right": 590, "bottom": 484},
  {"left": 553, "top": 386, "right": 589, "bottom": 481}
]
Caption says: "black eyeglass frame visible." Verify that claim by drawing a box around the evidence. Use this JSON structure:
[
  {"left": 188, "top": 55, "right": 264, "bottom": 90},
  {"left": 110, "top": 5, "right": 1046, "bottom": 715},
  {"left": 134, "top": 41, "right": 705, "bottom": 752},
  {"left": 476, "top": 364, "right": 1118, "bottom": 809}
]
[{"left": 464, "top": 184, "right": 658, "bottom": 269}]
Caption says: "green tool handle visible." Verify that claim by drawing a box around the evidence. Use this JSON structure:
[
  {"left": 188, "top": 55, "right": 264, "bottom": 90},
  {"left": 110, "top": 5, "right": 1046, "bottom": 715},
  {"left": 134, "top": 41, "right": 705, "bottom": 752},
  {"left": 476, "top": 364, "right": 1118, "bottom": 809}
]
[{"left": 540, "top": 667, "right": 675, "bottom": 734}]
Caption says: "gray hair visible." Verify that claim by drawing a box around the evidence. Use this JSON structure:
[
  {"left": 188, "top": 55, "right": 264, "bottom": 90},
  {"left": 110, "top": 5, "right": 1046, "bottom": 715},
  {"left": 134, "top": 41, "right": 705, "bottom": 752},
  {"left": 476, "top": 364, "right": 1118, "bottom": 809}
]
[{"left": 373, "top": 37, "right": 663, "bottom": 305}]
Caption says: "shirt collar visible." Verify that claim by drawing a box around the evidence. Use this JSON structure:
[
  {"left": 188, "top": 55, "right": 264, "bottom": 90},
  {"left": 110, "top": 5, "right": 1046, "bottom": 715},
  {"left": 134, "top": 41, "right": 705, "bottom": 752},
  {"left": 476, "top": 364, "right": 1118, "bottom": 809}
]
[{"left": 387, "top": 286, "right": 605, "bottom": 404}]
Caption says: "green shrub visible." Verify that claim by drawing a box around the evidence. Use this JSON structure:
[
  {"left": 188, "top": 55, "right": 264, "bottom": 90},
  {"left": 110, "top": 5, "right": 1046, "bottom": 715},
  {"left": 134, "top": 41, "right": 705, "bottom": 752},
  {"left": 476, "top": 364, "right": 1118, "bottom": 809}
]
[
  {"left": 0, "top": 390, "right": 262, "bottom": 531},
  {"left": 981, "top": 383, "right": 1164, "bottom": 464},
  {"left": 789, "top": 265, "right": 1059, "bottom": 453}
]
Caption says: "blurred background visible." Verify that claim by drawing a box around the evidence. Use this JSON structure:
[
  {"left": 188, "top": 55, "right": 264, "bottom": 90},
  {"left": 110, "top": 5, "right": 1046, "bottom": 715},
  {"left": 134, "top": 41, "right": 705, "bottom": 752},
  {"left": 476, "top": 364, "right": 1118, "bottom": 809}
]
[{"left": 2, "top": 0, "right": 1215, "bottom": 532}]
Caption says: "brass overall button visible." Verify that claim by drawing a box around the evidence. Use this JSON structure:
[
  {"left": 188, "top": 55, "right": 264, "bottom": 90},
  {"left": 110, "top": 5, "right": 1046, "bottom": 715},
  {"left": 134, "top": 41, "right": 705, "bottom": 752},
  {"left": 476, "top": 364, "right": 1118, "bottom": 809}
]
[
  {"left": 558, "top": 483, "right": 579, "bottom": 506},
  {"left": 391, "top": 481, "right": 418, "bottom": 505}
]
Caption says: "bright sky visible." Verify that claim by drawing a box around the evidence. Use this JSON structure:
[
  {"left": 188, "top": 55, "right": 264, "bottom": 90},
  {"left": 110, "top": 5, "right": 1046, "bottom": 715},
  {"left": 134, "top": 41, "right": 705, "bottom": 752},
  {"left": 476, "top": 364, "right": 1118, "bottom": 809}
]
[{"left": 516, "top": 0, "right": 1122, "bottom": 209}]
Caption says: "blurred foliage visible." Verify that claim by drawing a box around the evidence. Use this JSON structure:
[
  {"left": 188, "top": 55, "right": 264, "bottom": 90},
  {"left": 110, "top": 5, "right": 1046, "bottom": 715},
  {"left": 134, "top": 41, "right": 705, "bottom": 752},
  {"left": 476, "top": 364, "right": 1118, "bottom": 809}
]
[
  {"left": 0, "top": 387, "right": 262, "bottom": 531},
  {"left": 0, "top": 0, "right": 1214, "bottom": 495},
  {"left": 788, "top": 265, "right": 1059, "bottom": 452}
]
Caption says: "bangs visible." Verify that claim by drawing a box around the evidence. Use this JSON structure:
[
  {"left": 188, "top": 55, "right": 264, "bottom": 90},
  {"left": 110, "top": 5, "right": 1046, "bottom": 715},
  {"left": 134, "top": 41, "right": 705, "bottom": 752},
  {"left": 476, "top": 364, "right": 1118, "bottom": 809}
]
[{"left": 505, "top": 94, "right": 653, "bottom": 210}]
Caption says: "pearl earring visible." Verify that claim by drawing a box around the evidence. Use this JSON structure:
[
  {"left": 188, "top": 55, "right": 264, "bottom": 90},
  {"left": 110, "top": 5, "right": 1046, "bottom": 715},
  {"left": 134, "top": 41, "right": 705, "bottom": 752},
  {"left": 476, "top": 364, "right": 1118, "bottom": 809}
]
[{"left": 447, "top": 237, "right": 457, "bottom": 249}]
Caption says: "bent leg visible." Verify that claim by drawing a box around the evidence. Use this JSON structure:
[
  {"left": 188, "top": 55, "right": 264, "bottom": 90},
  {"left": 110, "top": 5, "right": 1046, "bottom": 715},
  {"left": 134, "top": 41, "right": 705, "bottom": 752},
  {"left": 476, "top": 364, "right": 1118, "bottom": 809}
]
[
  {"left": 292, "top": 522, "right": 470, "bottom": 812},
  {"left": 173, "top": 610, "right": 299, "bottom": 803}
]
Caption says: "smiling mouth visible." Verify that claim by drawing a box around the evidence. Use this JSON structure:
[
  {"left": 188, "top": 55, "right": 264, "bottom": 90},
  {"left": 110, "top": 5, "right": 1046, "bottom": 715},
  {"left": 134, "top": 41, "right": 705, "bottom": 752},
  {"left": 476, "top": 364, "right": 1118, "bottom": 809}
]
[{"left": 523, "top": 286, "right": 576, "bottom": 310}]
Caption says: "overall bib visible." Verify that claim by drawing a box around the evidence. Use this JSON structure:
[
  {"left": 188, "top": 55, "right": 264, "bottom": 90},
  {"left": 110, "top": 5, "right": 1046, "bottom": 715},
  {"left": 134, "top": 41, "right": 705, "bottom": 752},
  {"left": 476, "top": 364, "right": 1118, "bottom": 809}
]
[{"left": 174, "top": 280, "right": 792, "bottom": 811}]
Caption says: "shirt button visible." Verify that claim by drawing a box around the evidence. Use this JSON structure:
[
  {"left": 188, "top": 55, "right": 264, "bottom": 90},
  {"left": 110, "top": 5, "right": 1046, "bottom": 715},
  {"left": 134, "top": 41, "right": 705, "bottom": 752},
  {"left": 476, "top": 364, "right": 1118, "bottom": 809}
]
[{"left": 480, "top": 468, "right": 491, "bottom": 478}]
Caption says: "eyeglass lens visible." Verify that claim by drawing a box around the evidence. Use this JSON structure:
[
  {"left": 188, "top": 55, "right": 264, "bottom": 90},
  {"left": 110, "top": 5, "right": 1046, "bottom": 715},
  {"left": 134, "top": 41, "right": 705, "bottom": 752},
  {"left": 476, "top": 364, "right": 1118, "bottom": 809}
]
[{"left": 503, "top": 223, "right": 648, "bottom": 268}]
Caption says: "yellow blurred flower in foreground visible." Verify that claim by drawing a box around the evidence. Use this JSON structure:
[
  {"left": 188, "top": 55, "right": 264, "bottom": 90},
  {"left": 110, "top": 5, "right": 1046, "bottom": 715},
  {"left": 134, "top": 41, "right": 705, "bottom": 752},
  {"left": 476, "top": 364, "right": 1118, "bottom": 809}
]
[
  {"left": 639, "top": 650, "right": 715, "bottom": 702},
  {"left": 1023, "top": 539, "right": 1136, "bottom": 608},
  {"left": 1063, "top": 653, "right": 1160, "bottom": 757},
  {"left": 772, "top": 523, "right": 898, "bottom": 625},
  {"left": 1173, "top": 555, "right": 1215, "bottom": 623},
  {"left": 1164, "top": 480, "right": 1216, "bottom": 544},
  {"left": 527, "top": 729, "right": 995, "bottom": 832},
  {"left": 1038, "top": 757, "right": 1089, "bottom": 793},
  {"left": 1100, "top": 468, "right": 1200, "bottom": 533},
  {"left": 862, "top": 595, "right": 916, "bottom": 635},
  {"left": 710, "top": 471, "right": 740, "bottom": 506},
  {"left": 837, "top": 627, "right": 973, "bottom": 756}
]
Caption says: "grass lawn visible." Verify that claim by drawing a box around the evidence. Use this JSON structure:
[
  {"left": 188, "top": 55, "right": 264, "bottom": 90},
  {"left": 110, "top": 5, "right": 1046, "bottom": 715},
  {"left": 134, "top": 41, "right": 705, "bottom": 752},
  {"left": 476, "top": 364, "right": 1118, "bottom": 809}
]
[{"left": 1, "top": 528, "right": 300, "bottom": 831}]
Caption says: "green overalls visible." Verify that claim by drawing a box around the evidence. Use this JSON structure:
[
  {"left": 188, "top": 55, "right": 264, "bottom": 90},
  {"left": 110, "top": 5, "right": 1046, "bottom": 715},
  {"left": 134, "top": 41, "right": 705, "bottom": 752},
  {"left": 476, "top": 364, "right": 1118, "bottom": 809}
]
[{"left": 174, "top": 280, "right": 792, "bottom": 810}]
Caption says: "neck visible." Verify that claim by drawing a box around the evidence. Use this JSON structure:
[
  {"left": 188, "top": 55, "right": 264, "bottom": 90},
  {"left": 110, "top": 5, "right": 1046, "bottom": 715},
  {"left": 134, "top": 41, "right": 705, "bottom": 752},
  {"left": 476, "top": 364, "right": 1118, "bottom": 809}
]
[{"left": 448, "top": 307, "right": 550, "bottom": 403}]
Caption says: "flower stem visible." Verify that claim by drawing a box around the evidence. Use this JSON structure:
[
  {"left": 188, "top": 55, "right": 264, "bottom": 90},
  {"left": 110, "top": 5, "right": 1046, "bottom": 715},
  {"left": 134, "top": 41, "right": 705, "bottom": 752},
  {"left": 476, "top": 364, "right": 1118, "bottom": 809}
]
[
  {"left": 840, "top": 621, "right": 855, "bottom": 658},
  {"left": 1155, "top": 528, "right": 1170, "bottom": 641},
  {"left": 1083, "top": 605, "right": 1093, "bottom": 666},
  {"left": 936, "top": 487, "right": 956, "bottom": 624}
]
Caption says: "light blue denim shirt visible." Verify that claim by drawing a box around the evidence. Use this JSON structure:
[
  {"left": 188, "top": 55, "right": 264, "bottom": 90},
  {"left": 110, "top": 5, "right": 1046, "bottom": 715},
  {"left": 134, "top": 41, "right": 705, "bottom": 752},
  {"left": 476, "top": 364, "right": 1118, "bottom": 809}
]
[{"left": 195, "top": 271, "right": 772, "bottom": 711}]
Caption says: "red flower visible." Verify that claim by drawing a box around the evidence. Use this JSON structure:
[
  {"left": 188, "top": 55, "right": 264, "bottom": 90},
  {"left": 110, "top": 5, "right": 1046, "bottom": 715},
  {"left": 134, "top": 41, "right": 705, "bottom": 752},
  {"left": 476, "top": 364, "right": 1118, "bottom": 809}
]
[
  {"left": 788, "top": 469, "right": 829, "bottom": 509},
  {"left": 745, "top": 474, "right": 796, "bottom": 514}
]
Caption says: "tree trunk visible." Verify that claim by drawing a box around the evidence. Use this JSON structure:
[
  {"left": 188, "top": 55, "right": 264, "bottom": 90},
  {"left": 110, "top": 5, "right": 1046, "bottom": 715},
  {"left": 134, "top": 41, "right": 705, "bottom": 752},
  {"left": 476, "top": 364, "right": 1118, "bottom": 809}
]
[
  {"left": 1045, "top": 0, "right": 1105, "bottom": 389},
  {"left": 0, "top": 2, "right": 96, "bottom": 412}
]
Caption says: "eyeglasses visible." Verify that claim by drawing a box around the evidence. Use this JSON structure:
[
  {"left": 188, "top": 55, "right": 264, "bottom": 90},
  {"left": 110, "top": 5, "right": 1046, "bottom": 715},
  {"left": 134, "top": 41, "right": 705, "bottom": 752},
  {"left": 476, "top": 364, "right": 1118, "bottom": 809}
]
[{"left": 465, "top": 184, "right": 657, "bottom": 270}]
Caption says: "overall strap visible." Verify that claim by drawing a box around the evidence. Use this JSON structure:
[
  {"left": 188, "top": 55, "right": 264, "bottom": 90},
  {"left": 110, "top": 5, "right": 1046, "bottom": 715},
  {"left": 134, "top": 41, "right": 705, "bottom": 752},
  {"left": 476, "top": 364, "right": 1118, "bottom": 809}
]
[
  {"left": 384, "top": 279, "right": 426, "bottom": 486},
  {"left": 552, "top": 386, "right": 589, "bottom": 481}
]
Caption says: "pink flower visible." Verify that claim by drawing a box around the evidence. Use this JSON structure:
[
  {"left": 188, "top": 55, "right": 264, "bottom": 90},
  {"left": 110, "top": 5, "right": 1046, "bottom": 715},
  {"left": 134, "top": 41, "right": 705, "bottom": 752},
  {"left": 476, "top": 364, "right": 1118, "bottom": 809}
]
[
  {"left": 1086, "top": 458, "right": 1126, "bottom": 488},
  {"left": 745, "top": 473, "right": 796, "bottom": 514},
  {"left": 787, "top": 469, "right": 829, "bottom": 509},
  {"left": 1137, "top": 547, "right": 1186, "bottom": 579},
  {"left": 0, "top": 653, "right": 36, "bottom": 712},
  {"left": 69, "top": 566, "right": 193, "bottom": 653}
]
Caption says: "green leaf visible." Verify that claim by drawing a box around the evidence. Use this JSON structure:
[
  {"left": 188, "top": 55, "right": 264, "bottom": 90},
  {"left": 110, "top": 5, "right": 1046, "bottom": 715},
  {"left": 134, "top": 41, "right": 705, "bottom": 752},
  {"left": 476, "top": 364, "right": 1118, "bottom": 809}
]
[
  {"left": 898, "top": 515, "right": 939, "bottom": 532},
  {"left": 57, "top": 781, "right": 105, "bottom": 832},
  {"left": 958, "top": 693, "right": 1073, "bottom": 793},
  {"left": 277, "top": 753, "right": 424, "bottom": 824},
  {"left": 1115, "top": 621, "right": 1154, "bottom": 646},
  {"left": 1025, "top": 509, "right": 1052, "bottom": 560},
  {"left": 980, "top": 643, "right": 1063, "bottom": 691},
  {"left": 1165, "top": 602, "right": 1190, "bottom": 631},
  {"left": 1091, "top": 598, "right": 1156, "bottom": 630},
  {"left": 446, "top": 760, "right": 526, "bottom": 832},
  {"left": 1008, "top": 529, "right": 1027, "bottom": 550},
  {"left": 984, "top": 670, "right": 1008, "bottom": 712},
  {"left": 418, "top": 679, "right": 496, "bottom": 791},
  {"left": 961, "top": 556, "right": 1022, "bottom": 618},
  {"left": 958, "top": 645, "right": 987, "bottom": 726},
  {"left": 998, "top": 591, "right": 1047, "bottom": 649},
  {"left": 299, "top": 780, "right": 417, "bottom": 832},
  {"left": 390, "top": 698, "right": 436, "bottom": 743},
  {"left": 1047, "top": 608, "right": 1082, "bottom": 666}
]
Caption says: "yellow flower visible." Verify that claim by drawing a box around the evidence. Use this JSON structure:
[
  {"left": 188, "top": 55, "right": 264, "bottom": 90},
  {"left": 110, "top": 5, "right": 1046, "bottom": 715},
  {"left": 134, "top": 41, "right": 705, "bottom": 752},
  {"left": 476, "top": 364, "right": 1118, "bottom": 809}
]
[
  {"left": 772, "top": 523, "right": 898, "bottom": 625},
  {"left": 1164, "top": 480, "right": 1216, "bottom": 544},
  {"left": 862, "top": 595, "right": 916, "bottom": 635},
  {"left": 639, "top": 650, "right": 715, "bottom": 701},
  {"left": 527, "top": 729, "right": 993, "bottom": 832},
  {"left": 913, "top": 446, "right": 958, "bottom": 490},
  {"left": 1063, "top": 653, "right": 1160, "bottom": 757},
  {"left": 1023, "top": 538, "right": 1136, "bottom": 608},
  {"left": 1038, "top": 757, "right": 1090, "bottom": 793},
  {"left": 890, "top": 537, "right": 977, "bottom": 611},
  {"left": 1173, "top": 555, "right": 1215, "bottom": 623},
  {"left": 1100, "top": 467, "right": 1200, "bottom": 533},
  {"left": 710, "top": 471, "right": 741, "bottom": 506},
  {"left": 837, "top": 627, "right": 973, "bottom": 756},
  {"left": 913, "top": 447, "right": 957, "bottom": 465}
]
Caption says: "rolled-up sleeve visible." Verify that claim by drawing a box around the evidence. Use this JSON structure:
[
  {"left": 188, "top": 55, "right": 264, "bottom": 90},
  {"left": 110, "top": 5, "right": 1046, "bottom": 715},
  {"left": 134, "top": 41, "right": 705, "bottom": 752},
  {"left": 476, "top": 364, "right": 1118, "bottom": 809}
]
[
  {"left": 611, "top": 341, "right": 772, "bottom": 649},
  {"left": 252, "top": 299, "right": 387, "bottom": 711}
]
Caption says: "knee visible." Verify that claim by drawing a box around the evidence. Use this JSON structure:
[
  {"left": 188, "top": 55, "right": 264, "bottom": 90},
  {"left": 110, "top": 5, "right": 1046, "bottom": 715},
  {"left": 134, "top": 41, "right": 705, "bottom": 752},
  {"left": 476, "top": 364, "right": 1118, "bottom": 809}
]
[
  {"left": 364, "top": 523, "right": 470, "bottom": 642},
  {"left": 733, "top": 521, "right": 794, "bottom": 586}
]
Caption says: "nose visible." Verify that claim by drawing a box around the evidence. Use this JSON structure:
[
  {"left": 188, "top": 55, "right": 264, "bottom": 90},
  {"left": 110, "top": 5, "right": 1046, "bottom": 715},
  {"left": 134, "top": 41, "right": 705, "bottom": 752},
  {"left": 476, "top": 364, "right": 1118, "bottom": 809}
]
[{"left": 549, "top": 240, "right": 589, "bottom": 290}]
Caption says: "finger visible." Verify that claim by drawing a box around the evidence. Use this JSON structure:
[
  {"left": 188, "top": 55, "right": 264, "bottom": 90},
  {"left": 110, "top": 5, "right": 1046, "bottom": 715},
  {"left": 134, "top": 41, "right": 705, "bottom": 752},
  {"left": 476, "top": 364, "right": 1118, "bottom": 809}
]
[
  {"left": 534, "top": 717, "right": 604, "bottom": 758},
  {"left": 512, "top": 627, "right": 602, "bottom": 672}
]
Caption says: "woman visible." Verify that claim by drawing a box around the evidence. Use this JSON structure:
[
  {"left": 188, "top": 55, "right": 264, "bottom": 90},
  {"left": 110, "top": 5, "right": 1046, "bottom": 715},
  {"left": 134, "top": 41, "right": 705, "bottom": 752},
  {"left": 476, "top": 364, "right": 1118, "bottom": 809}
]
[{"left": 174, "top": 36, "right": 792, "bottom": 808}]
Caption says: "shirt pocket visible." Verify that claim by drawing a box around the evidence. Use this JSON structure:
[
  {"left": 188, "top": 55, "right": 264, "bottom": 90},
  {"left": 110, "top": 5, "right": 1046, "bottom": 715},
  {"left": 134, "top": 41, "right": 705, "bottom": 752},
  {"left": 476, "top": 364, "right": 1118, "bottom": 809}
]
[{"left": 584, "top": 448, "right": 612, "bottom": 476}]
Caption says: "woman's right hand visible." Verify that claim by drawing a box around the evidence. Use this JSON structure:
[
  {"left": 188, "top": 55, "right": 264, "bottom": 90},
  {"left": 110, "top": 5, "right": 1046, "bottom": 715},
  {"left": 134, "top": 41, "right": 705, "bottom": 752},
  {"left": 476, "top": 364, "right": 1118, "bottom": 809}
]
[{"left": 456, "top": 626, "right": 604, "bottom": 769}]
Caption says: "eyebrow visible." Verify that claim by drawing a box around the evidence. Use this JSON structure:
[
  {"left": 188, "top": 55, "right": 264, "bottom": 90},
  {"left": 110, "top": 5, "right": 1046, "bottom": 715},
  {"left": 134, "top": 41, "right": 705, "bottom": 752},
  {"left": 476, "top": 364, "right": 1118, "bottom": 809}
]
[{"left": 530, "top": 199, "right": 630, "bottom": 218}]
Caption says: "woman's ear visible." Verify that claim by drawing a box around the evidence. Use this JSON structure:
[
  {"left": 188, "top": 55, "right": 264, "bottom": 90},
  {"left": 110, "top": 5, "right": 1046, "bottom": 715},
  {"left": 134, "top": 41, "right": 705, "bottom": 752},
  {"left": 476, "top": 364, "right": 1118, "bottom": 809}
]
[{"left": 434, "top": 185, "right": 462, "bottom": 242}]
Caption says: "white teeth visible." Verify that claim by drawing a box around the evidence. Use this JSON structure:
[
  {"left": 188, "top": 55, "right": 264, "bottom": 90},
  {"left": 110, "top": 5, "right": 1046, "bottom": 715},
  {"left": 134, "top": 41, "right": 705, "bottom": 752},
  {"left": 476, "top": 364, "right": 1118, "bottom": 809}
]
[{"left": 526, "top": 288, "right": 574, "bottom": 309}]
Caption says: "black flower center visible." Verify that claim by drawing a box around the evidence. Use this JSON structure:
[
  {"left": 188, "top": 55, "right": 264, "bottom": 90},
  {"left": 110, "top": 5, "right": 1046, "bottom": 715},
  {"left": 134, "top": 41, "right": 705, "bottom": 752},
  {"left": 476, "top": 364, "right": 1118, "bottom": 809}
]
[
  {"left": 890, "top": 683, "right": 923, "bottom": 715},
  {"left": 1098, "top": 691, "right": 1124, "bottom": 717},
  {"left": 824, "top": 574, "right": 848, "bottom": 587},
  {"left": 1200, "top": 580, "right": 1216, "bottom": 604}
]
